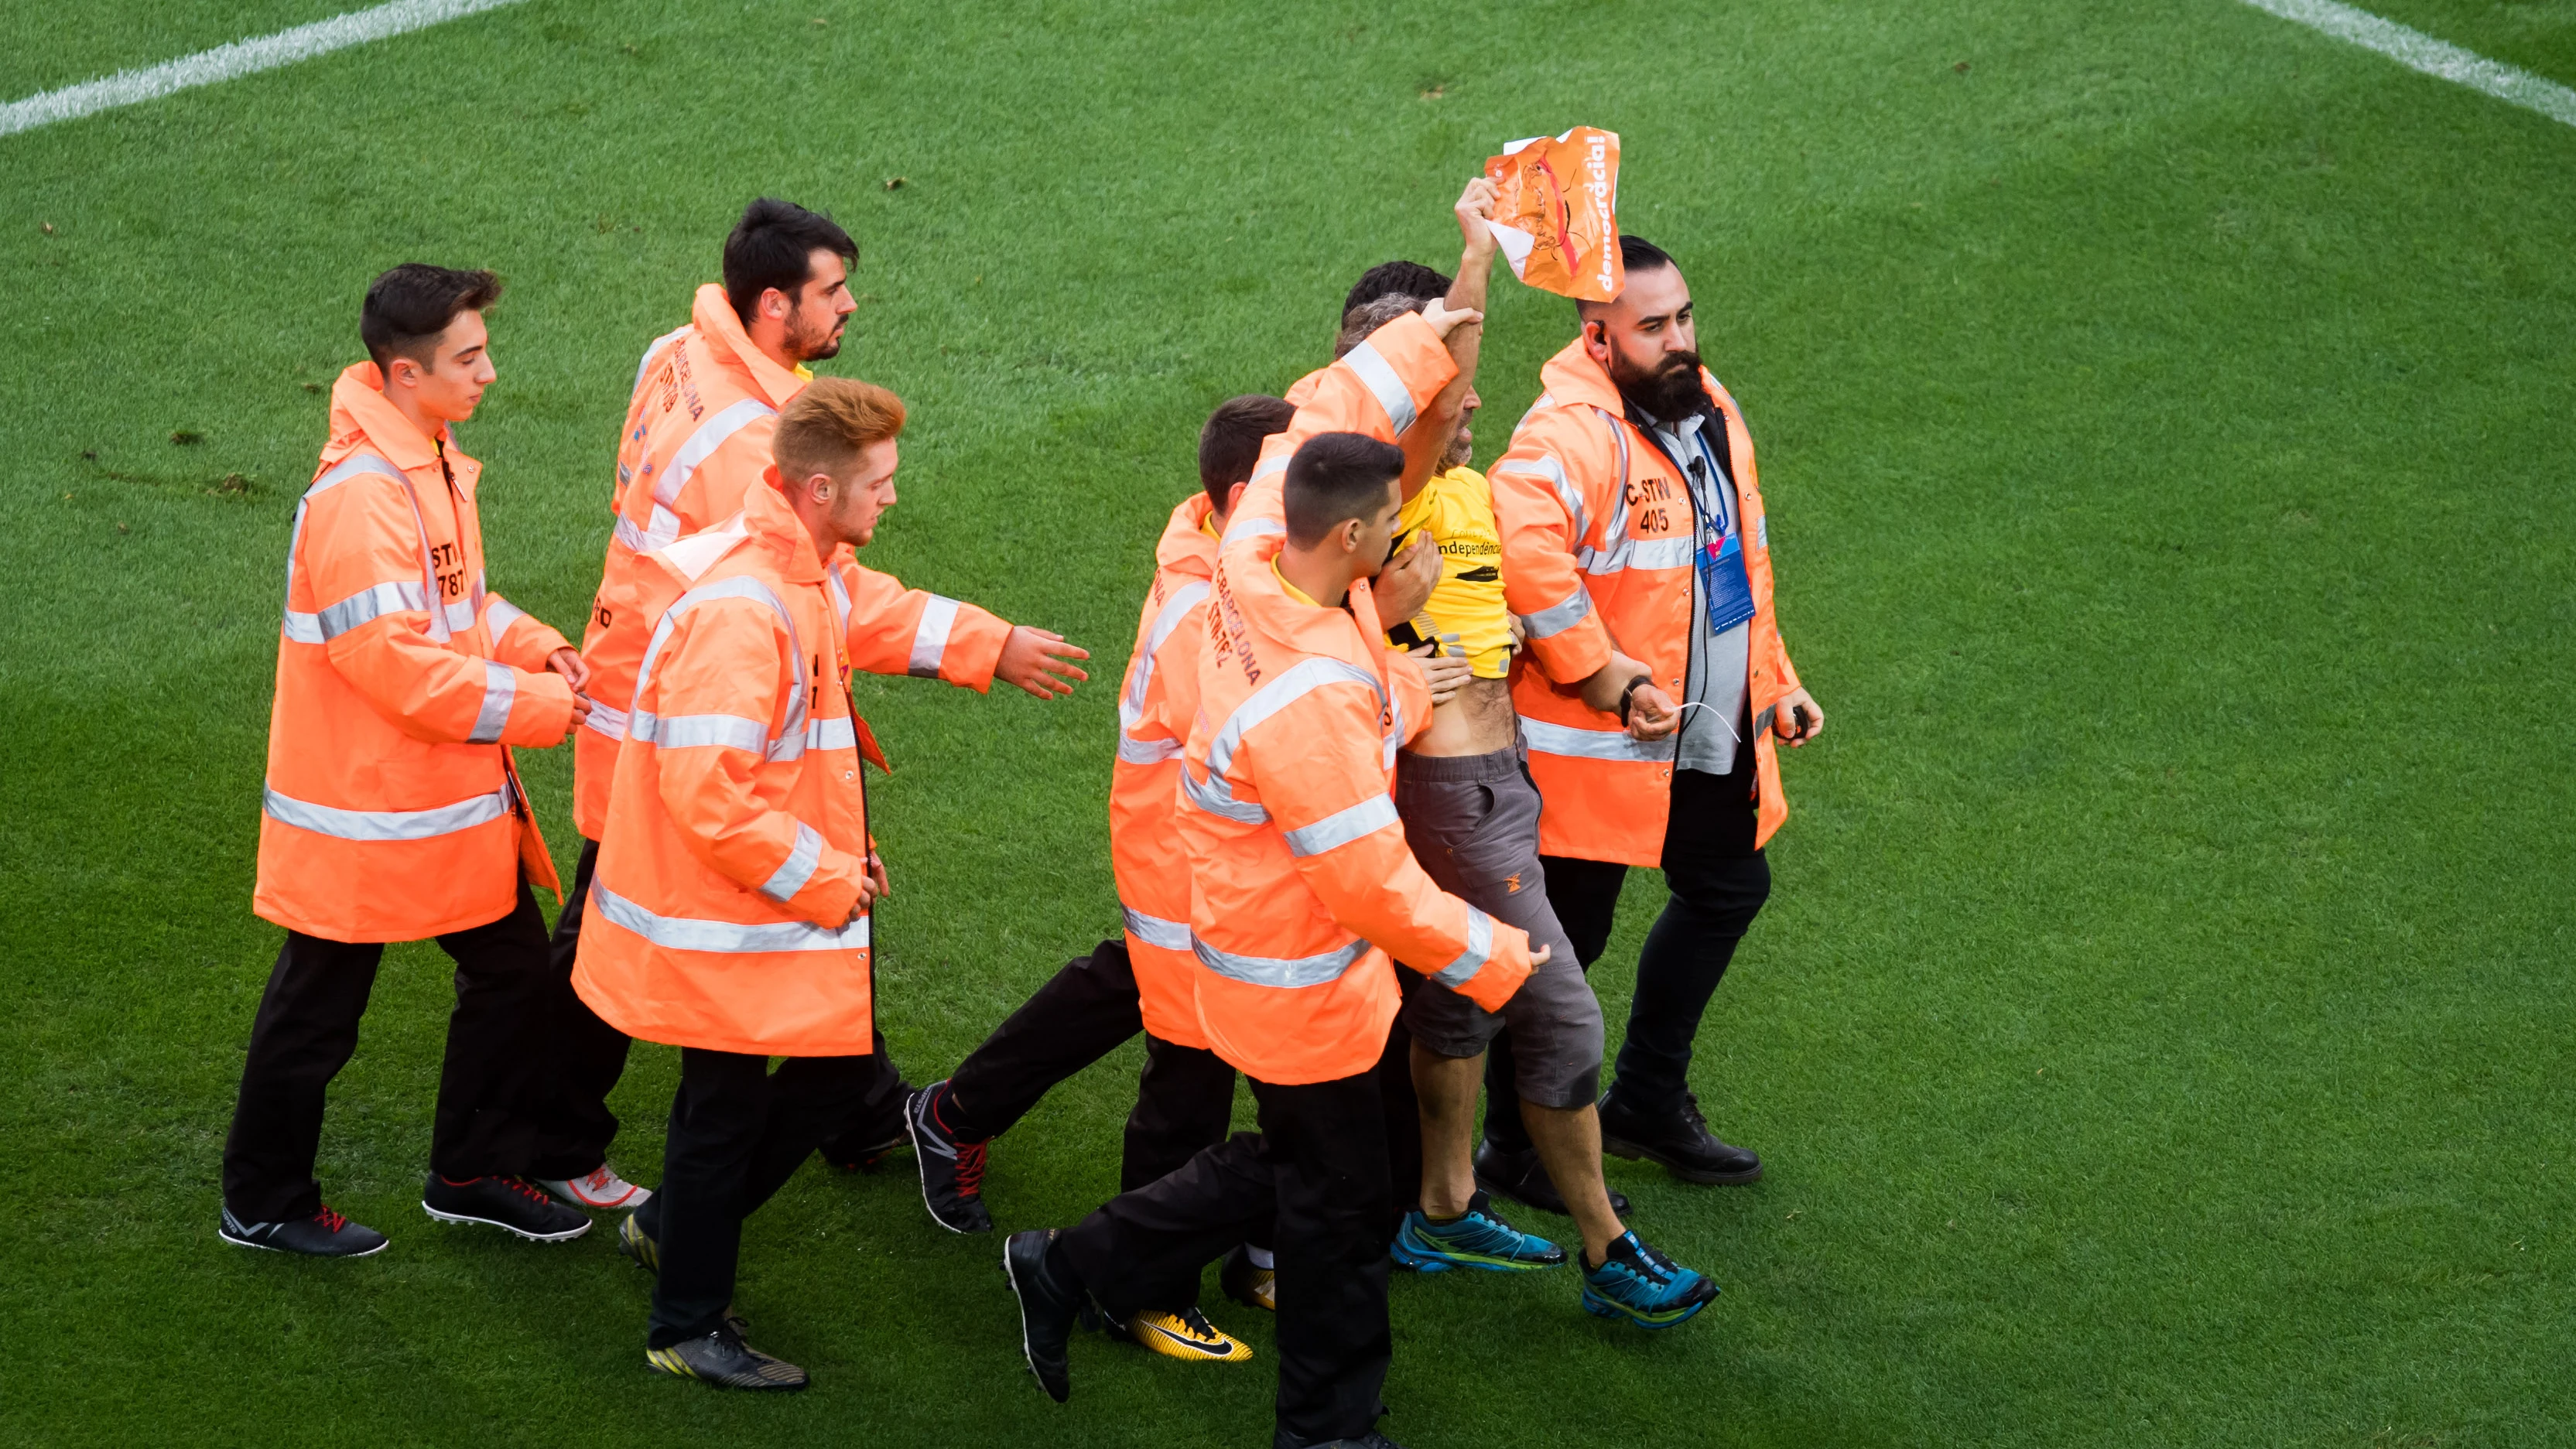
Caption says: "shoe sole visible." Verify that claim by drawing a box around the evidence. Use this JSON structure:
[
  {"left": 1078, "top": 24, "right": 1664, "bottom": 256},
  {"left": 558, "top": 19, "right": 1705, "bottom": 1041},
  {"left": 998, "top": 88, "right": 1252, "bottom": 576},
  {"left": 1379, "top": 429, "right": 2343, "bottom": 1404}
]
[
  {"left": 907, "top": 1095, "right": 992, "bottom": 1235},
  {"left": 1582, "top": 1285, "right": 1716, "bottom": 1329},
  {"left": 1001, "top": 1239, "right": 1072, "bottom": 1403},
  {"left": 421, "top": 1202, "right": 594, "bottom": 1242},
  {"left": 217, "top": 1225, "right": 389, "bottom": 1259},
  {"left": 1600, "top": 1135, "right": 1763, "bottom": 1185},
  {"left": 1393, "top": 1226, "right": 1564, "bottom": 1274}
]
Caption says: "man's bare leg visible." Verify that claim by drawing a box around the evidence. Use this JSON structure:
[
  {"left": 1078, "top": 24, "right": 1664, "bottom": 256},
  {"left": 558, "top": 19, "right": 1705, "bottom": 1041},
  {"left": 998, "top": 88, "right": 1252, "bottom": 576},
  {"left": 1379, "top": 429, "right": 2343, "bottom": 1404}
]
[
  {"left": 1524, "top": 1102, "right": 1622, "bottom": 1264},
  {"left": 1411, "top": 1041, "right": 1483, "bottom": 1218}
]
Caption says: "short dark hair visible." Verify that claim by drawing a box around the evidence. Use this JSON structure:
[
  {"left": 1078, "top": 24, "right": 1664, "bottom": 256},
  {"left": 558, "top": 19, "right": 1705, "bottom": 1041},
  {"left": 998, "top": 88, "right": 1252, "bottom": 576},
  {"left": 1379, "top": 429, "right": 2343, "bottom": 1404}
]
[
  {"left": 361, "top": 263, "right": 501, "bottom": 371},
  {"left": 1578, "top": 234, "right": 1681, "bottom": 320},
  {"left": 1199, "top": 395, "right": 1297, "bottom": 511},
  {"left": 723, "top": 198, "right": 857, "bottom": 326},
  {"left": 1283, "top": 432, "right": 1404, "bottom": 548},
  {"left": 1343, "top": 260, "right": 1451, "bottom": 321}
]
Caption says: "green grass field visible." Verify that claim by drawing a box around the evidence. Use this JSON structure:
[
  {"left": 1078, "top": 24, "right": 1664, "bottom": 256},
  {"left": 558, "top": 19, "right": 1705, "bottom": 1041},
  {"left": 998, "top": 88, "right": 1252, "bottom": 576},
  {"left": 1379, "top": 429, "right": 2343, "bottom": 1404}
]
[{"left": 5, "top": 1, "right": 2574, "bottom": 1444}]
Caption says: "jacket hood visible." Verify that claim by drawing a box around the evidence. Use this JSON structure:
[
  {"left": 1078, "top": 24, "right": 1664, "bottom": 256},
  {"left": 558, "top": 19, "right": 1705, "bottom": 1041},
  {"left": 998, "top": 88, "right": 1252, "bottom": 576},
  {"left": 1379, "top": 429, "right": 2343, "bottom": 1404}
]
[
  {"left": 1226, "top": 533, "right": 1390, "bottom": 685},
  {"left": 693, "top": 283, "right": 809, "bottom": 410},
  {"left": 326, "top": 361, "right": 448, "bottom": 472},
  {"left": 1155, "top": 494, "right": 1220, "bottom": 582}
]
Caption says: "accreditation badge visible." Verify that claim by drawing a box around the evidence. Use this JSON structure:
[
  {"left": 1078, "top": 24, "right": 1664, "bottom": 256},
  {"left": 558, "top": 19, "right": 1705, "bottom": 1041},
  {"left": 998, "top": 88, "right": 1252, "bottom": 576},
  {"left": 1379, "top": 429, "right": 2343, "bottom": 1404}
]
[{"left": 1700, "top": 526, "right": 1756, "bottom": 635}]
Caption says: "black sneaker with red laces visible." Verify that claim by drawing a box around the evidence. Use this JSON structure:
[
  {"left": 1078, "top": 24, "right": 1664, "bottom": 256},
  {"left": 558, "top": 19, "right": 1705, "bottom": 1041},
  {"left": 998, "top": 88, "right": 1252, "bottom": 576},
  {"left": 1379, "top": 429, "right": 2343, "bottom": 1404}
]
[
  {"left": 420, "top": 1174, "right": 591, "bottom": 1242},
  {"left": 219, "top": 1203, "right": 388, "bottom": 1257},
  {"left": 907, "top": 1080, "right": 994, "bottom": 1233}
]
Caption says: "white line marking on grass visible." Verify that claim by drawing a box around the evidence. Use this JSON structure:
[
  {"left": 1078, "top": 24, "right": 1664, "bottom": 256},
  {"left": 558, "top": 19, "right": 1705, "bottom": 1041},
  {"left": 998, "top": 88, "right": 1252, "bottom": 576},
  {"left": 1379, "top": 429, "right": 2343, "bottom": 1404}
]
[
  {"left": 2235, "top": 0, "right": 2576, "bottom": 128},
  {"left": 0, "top": 0, "right": 529, "bottom": 139}
]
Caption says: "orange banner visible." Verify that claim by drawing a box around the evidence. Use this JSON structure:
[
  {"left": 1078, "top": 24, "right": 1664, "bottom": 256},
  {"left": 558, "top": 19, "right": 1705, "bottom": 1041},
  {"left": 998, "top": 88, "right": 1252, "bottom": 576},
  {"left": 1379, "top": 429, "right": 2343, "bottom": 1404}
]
[{"left": 1483, "top": 126, "right": 1623, "bottom": 302}]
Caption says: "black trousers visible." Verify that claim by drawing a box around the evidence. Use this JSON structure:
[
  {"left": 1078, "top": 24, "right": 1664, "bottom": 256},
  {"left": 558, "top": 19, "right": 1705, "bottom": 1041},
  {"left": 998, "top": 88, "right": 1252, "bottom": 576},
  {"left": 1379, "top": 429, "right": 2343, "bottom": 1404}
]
[
  {"left": 946, "top": 938, "right": 1239, "bottom": 1194},
  {"left": 638, "top": 1048, "right": 874, "bottom": 1347},
  {"left": 531, "top": 838, "right": 636, "bottom": 1179},
  {"left": 221, "top": 883, "right": 555, "bottom": 1224},
  {"left": 1485, "top": 754, "right": 1773, "bottom": 1151},
  {"left": 1058, "top": 1021, "right": 1414, "bottom": 1449}
]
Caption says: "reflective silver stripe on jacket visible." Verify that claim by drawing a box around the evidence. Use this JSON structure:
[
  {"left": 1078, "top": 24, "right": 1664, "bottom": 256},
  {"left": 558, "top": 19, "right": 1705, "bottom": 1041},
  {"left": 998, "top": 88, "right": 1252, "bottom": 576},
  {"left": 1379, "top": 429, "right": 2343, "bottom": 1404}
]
[
  {"left": 1427, "top": 907, "right": 1496, "bottom": 989},
  {"left": 907, "top": 595, "right": 959, "bottom": 678},
  {"left": 1118, "top": 581, "right": 1209, "bottom": 751},
  {"left": 1280, "top": 793, "right": 1398, "bottom": 858},
  {"left": 635, "top": 712, "right": 769, "bottom": 752},
  {"left": 1339, "top": 338, "right": 1417, "bottom": 436},
  {"left": 806, "top": 715, "right": 857, "bottom": 753},
  {"left": 1180, "top": 656, "right": 1385, "bottom": 825},
  {"left": 1117, "top": 735, "right": 1184, "bottom": 765},
  {"left": 1120, "top": 904, "right": 1192, "bottom": 952},
  {"left": 1519, "top": 716, "right": 1675, "bottom": 764},
  {"left": 1493, "top": 452, "right": 1585, "bottom": 544},
  {"left": 1583, "top": 533, "right": 1694, "bottom": 576},
  {"left": 1192, "top": 934, "right": 1371, "bottom": 989},
  {"left": 629, "top": 575, "right": 809, "bottom": 762},
  {"left": 293, "top": 579, "right": 430, "bottom": 644},
  {"left": 589, "top": 881, "right": 869, "bottom": 954},
  {"left": 826, "top": 567, "right": 853, "bottom": 638},
  {"left": 1220, "top": 514, "right": 1288, "bottom": 548},
  {"left": 758, "top": 822, "right": 826, "bottom": 904},
  {"left": 465, "top": 661, "right": 517, "bottom": 744},
  {"left": 262, "top": 781, "right": 510, "bottom": 841},
  {"left": 483, "top": 596, "right": 527, "bottom": 641},
  {"left": 1517, "top": 586, "right": 1594, "bottom": 641},
  {"left": 581, "top": 698, "right": 630, "bottom": 741}
]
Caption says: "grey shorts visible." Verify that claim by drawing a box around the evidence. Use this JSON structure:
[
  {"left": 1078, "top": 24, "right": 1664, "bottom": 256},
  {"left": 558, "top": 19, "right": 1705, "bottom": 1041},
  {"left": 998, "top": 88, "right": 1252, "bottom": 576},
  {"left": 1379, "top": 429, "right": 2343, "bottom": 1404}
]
[{"left": 1393, "top": 745, "right": 1603, "bottom": 1111}]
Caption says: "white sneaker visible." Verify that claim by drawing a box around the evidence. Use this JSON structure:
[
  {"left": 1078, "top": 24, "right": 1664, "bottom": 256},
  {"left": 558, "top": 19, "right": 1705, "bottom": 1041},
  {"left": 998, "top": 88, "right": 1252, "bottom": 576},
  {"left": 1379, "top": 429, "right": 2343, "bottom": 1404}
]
[{"left": 539, "top": 1165, "right": 652, "bottom": 1211}]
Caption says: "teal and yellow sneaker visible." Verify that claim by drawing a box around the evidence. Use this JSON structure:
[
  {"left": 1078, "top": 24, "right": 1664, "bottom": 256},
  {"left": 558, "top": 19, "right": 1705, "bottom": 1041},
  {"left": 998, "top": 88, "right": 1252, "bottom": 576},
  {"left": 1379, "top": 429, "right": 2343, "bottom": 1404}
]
[
  {"left": 1391, "top": 1190, "right": 1567, "bottom": 1273},
  {"left": 1580, "top": 1231, "right": 1717, "bottom": 1328}
]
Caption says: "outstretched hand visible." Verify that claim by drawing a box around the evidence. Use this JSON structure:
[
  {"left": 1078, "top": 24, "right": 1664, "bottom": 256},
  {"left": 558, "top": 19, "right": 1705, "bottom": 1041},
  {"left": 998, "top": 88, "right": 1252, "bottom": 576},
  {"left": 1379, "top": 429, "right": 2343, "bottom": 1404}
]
[
  {"left": 1408, "top": 641, "right": 1473, "bottom": 706},
  {"left": 997, "top": 626, "right": 1090, "bottom": 699}
]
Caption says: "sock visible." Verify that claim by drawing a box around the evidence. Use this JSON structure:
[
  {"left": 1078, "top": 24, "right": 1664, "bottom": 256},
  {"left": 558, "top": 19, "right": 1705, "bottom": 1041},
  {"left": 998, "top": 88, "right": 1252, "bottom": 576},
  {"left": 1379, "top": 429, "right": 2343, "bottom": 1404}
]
[{"left": 1244, "top": 1245, "right": 1274, "bottom": 1270}]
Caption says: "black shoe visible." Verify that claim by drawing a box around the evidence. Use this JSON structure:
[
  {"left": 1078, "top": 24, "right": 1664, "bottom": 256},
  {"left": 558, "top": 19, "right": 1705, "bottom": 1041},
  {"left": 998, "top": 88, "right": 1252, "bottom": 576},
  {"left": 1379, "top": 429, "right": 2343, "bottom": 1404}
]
[
  {"left": 645, "top": 1324, "right": 808, "bottom": 1391},
  {"left": 219, "top": 1203, "right": 388, "bottom": 1258},
  {"left": 1597, "top": 1092, "right": 1762, "bottom": 1184},
  {"left": 1004, "top": 1229, "right": 1079, "bottom": 1403},
  {"left": 823, "top": 1128, "right": 911, "bottom": 1173},
  {"left": 908, "top": 1080, "right": 994, "bottom": 1233},
  {"left": 420, "top": 1174, "right": 592, "bottom": 1241},
  {"left": 1472, "top": 1140, "right": 1631, "bottom": 1217}
]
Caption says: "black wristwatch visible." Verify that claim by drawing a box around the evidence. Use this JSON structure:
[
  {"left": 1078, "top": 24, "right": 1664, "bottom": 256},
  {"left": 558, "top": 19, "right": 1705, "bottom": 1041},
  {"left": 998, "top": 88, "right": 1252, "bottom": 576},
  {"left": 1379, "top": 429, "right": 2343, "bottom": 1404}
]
[{"left": 1617, "top": 674, "right": 1654, "bottom": 724}]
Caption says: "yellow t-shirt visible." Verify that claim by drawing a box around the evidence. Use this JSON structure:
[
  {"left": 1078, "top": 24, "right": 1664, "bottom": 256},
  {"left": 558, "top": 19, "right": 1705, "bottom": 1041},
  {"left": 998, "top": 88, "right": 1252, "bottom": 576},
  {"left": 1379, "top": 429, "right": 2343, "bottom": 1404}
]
[{"left": 1387, "top": 466, "right": 1511, "bottom": 679}]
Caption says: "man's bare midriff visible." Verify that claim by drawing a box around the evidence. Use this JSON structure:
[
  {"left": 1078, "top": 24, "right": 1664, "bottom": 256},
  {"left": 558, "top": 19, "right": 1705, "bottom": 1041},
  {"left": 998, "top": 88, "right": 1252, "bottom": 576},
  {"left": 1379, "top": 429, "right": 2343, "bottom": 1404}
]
[{"left": 1408, "top": 676, "right": 1517, "bottom": 757}]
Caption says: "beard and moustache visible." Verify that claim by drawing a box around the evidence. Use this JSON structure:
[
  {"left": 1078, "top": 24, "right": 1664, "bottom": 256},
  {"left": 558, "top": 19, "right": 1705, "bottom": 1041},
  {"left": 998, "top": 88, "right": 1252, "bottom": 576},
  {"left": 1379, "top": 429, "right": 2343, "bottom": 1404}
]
[
  {"left": 787, "top": 304, "right": 844, "bottom": 362},
  {"left": 1610, "top": 345, "right": 1707, "bottom": 422}
]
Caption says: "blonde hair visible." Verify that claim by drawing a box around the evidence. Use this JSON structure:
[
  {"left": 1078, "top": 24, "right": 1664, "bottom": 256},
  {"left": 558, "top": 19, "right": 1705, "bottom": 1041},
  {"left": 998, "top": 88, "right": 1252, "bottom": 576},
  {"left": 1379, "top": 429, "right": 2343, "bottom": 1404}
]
[{"left": 775, "top": 376, "right": 906, "bottom": 480}]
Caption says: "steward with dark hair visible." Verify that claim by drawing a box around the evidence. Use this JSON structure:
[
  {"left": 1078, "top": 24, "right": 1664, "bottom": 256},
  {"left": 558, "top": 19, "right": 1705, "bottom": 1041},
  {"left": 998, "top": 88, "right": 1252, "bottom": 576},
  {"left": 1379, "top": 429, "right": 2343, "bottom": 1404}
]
[
  {"left": 220, "top": 263, "right": 600, "bottom": 1259},
  {"left": 1282, "top": 432, "right": 1404, "bottom": 548},
  {"left": 1342, "top": 258, "right": 1452, "bottom": 323},
  {"left": 722, "top": 197, "right": 857, "bottom": 340},
  {"left": 1198, "top": 394, "right": 1298, "bottom": 514}
]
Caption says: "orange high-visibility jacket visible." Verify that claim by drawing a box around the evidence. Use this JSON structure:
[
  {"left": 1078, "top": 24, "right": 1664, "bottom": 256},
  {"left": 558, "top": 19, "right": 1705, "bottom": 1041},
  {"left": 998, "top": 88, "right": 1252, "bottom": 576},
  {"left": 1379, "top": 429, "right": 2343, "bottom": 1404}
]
[
  {"left": 573, "top": 284, "right": 1011, "bottom": 839},
  {"left": 1490, "top": 337, "right": 1802, "bottom": 864},
  {"left": 1183, "top": 534, "right": 1533, "bottom": 1085},
  {"left": 255, "top": 364, "right": 576, "bottom": 943},
  {"left": 1109, "top": 493, "right": 1220, "bottom": 1049},
  {"left": 1220, "top": 310, "right": 1460, "bottom": 554},
  {"left": 571, "top": 480, "right": 877, "bottom": 1058}
]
